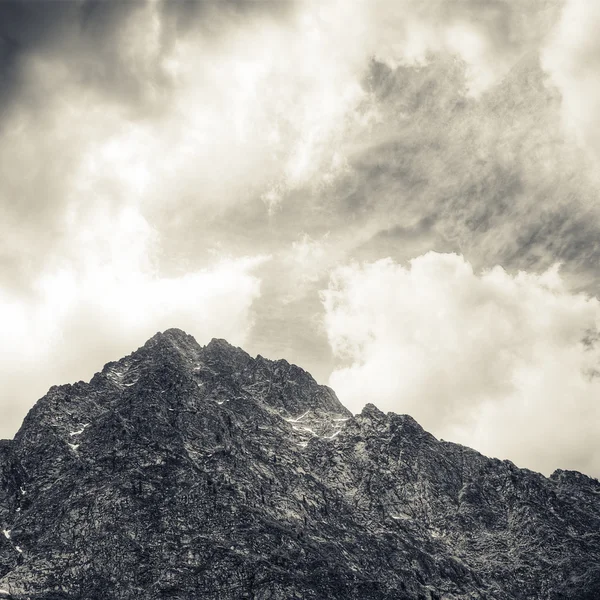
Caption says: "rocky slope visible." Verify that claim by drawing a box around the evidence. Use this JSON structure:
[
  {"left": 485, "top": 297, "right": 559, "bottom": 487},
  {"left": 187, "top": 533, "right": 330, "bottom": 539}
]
[{"left": 0, "top": 328, "right": 599, "bottom": 599}]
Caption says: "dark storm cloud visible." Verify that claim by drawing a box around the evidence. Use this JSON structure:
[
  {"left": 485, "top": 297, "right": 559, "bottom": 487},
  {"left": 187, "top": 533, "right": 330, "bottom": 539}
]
[
  {"left": 0, "top": 0, "right": 298, "bottom": 118},
  {"left": 0, "top": 1, "right": 139, "bottom": 114}
]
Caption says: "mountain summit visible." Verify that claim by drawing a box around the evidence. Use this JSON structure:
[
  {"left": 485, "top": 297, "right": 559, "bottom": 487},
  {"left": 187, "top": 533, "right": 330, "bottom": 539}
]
[{"left": 0, "top": 330, "right": 599, "bottom": 599}]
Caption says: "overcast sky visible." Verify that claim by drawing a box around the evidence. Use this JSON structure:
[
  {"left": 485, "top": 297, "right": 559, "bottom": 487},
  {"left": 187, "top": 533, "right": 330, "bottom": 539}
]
[{"left": 2, "top": 0, "right": 600, "bottom": 477}]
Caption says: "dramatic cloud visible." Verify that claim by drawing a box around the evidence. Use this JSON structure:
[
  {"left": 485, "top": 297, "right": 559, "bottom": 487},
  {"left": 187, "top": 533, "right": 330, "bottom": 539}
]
[
  {"left": 0, "top": 0, "right": 591, "bottom": 292},
  {"left": 323, "top": 253, "right": 600, "bottom": 475},
  {"left": 0, "top": 0, "right": 376, "bottom": 284}
]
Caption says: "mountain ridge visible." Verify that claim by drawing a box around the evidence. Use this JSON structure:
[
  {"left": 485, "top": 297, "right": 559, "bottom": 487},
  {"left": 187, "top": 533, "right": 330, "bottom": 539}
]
[{"left": 0, "top": 329, "right": 598, "bottom": 599}]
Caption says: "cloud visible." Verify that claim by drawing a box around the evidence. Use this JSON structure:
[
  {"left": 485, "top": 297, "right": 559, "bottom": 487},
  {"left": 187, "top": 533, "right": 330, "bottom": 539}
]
[
  {"left": 335, "top": 46, "right": 600, "bottom": 293},
  {"left": 0, "top": 203, "right": 266, "bottom": 439},
  {"left": 0, "top": 0, "right": 377, "bottom": 285},
  {"left": 0, "top": 1, "right": 167, "bottom": 115},
  {"left": 0, "top": 0, "right": 576, "bottom": 289},
  {"left": 0, "top": 0, "right": 559, "bottom": 252},
  {"left": 542, "top": 0, "right": 600, "bottom": 165},
  {"left": 322, "top": 252, "right": 600, "bottom": 476},
  {"left": 359, "top": 0, "right": 559, "bottom": 96}
]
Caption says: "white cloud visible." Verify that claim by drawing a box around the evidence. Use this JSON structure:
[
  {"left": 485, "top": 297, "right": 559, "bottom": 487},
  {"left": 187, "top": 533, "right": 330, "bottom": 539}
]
[
  {"left": 322, "top": 252, "right": 600, "bottom": 476},
  {"left": 542, "top": 0, "right": 600, "bottom": 164}
]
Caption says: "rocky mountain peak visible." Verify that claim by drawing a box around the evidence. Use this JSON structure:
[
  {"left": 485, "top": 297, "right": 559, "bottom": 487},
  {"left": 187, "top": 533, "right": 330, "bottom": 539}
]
[
  {"left": 140, "top": 327, "right": 203, "bottom": 361},
  {"left": 359, "top": 402, "right": 387, "bottom": 419},
  {"left": 205, "top": 336, "right": 240, "bottom": 351},
  {"left": 202, "top": 337, "right": 254, "bottom": 372},
  {"left": 0, "top": 330, "right": 599, "bottom": 599}
]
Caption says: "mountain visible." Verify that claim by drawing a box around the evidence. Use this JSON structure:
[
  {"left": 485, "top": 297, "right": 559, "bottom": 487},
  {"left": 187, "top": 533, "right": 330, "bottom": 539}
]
[{"left": 0, "top": 328, "right": 599, "bottom": 599}]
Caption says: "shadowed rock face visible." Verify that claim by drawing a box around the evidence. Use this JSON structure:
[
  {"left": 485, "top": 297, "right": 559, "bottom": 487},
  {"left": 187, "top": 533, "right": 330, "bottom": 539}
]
[{"left": 0, "top": 328, "right": 598, "bottom": 599}]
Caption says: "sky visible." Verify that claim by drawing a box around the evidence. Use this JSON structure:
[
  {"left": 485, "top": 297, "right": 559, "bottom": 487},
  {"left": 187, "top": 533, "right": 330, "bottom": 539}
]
[{"left": 1, "top": 0, "right": 600, "bottom": 477}]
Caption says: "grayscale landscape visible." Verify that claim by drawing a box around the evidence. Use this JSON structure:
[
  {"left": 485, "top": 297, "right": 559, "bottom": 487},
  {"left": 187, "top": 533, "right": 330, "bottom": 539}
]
[{"left": 1, "top": 1, "right": 599, "bottom": 597}]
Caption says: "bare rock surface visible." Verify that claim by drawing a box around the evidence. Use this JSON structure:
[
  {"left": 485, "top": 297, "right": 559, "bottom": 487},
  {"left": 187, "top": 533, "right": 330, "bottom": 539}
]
[{"left": 0, "top": 329, "right": 598, "bottom": 599}]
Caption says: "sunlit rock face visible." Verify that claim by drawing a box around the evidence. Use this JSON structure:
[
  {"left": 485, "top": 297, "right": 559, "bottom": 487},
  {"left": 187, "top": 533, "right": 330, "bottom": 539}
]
[{"left": 0, "top": 329, "right": 598, "bottom": 599}]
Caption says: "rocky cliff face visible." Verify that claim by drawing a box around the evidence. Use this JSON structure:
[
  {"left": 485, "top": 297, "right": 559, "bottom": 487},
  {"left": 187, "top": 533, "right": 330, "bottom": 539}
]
[{"left": 0, "top": 328, "right": 598, "bottom": 599}]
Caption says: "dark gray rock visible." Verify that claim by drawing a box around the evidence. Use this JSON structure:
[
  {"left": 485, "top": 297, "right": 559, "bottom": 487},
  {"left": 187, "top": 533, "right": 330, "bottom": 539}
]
[{"left": 0, "top": 329, "right": 598, "bottom": 599}]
